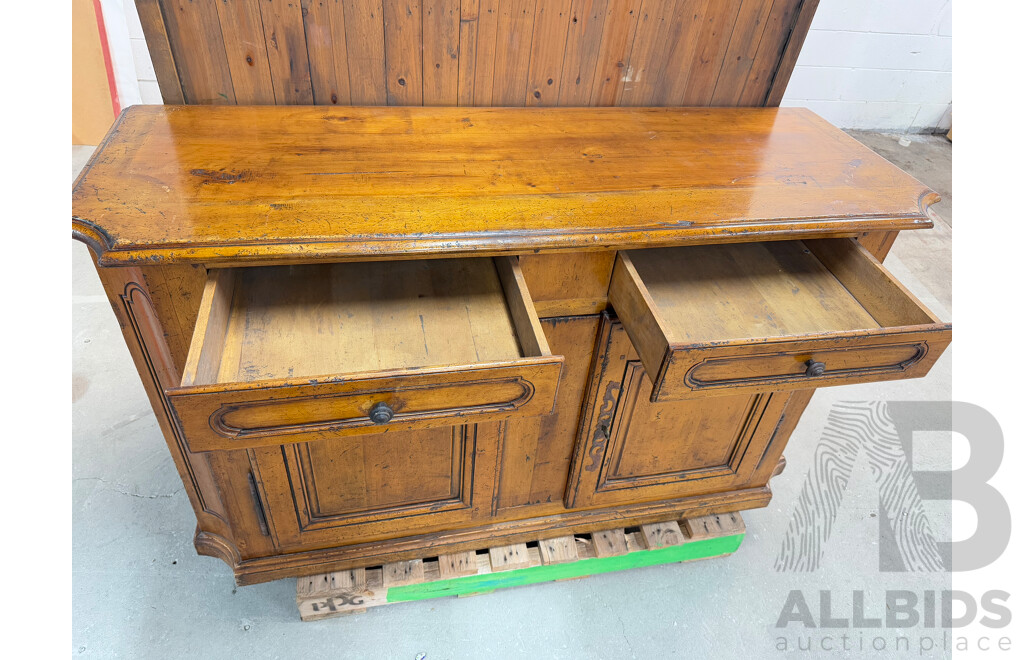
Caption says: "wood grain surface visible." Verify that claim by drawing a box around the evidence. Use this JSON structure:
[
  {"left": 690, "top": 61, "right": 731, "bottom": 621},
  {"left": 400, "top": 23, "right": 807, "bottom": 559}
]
[
  {"left": 609, "top": 239, "right": 953, "bottom": 401},
  {"left": 136, "top": 0, "right": 817, "bottom": 108},
  {"left": 72, "top": 106, "right": 937, "bottom": 265}
]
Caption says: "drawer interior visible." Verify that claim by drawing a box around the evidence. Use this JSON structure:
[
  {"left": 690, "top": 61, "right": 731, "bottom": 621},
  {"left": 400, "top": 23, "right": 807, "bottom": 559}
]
[
  {"left": 181, "top": 257, "right": 549, "bottom": 387},
  {"left": 611, "top": 238, "right": 950, "bottom": 401},
  {"left": 624, "top": 239, "right": 939, "bottom": 345}
]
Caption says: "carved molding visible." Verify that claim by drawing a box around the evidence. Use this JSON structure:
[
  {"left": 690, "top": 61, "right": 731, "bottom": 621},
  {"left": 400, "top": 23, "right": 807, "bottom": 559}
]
[
  {"left": 683, "top": 342, "right": 929, "bottom": 392},
  {"left": 228, "top": 487, "right": 773, "bottom": 585},
  {"left": 206, "top": 378, "right": 535, "bottom": 440},
  {"left": 194, "top": 528, "right": 242, "bottom": 569},
  {"left": 119, "top": 282, "right": 215, "bottom": 519},
  {"left": 72, "top": 219, "right": 115, "bottom": 257},
  {"left": 282, "top": 426, "right": 476, "bottom": 532},
  {"left": 595, "top": 364, "right": 771, "bottom": 494}
]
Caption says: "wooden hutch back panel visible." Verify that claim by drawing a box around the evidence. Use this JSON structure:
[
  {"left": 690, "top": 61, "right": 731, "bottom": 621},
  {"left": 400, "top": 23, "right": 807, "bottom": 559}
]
[{"left": 137, "top": 0, "right": 819, "bottom": 108}]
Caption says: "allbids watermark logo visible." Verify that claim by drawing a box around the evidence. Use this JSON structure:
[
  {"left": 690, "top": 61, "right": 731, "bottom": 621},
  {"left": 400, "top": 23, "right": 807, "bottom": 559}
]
[{"left": 770, "top": 401, "right": 1012, "bottom": 655}]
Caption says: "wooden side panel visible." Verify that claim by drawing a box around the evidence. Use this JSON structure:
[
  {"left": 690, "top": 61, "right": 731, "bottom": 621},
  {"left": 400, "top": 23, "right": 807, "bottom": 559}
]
[
  {"left": 135, "top": 0, "right": 185, "bottom": 104},
  {"left": 737, "top": 0, "right": 801, "bottom": 106},
  {"left": 857, "top": 231, "right": 899, "bottom": 263},
  {"left": 136, "top": 263, "right": 208, "bottom": 376},
  {"left": 93, "top": 263, "right": 234, "bottom": 545},
  {"left": 139, "top": 0, "right": 818, "bottom": 107},
  {"left": 493, "top": 256, "right": 552, "bottom": 356},
  {"left": 607, "top": 252, "right": 672, "bottom": 385},
  {"left": 765, "top": 0, "right": 820, "bottom": 106},
  {"left": 804, "top": 238, "right": 939, "bottom": 327}
]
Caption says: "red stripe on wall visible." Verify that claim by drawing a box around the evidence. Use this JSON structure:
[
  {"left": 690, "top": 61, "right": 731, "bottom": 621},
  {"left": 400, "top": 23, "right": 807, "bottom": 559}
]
[{"left": 91, "top": 0, "right": 120, "bottom": 116}]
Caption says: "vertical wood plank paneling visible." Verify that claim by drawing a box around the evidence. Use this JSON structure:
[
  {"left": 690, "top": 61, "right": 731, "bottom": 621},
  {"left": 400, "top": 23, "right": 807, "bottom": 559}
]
[
  {"left": 615, "top": 0, "right": 672, "bottom": 106},
  {"left": 343, "top": 0, "right": 387, "bottom": 104},
  {"left": 588, "top": 0, "right": 642, "bottom": 106},
  {"left": 471, "top": 0, "right": 501, "bottom": 104},
  {"left": 492, "top": 0, "right": 538, "bottom": 105},
  {"left": 136, "top": 0, "right": 185, "bottom": 103},
  {"left": 457, "top": 0, "right": 481, "bottom": 104},
  {"left": 647, "top": 0, "right": 708, "bottom": 106},
  {"left": 301, "top": 0, "right": 352, "bottom": 105},
  {"left": 217, "top": 0, "right": 276, "bottom": 103},
  {"left": 423, "top": 0, "right": 461, "bottom": 105},
  {"left": 525, "top": 0, "right": 572, "bottom": 106},
  {"left": 259, "top": 0, "right": 315, "bottom": 103},
  {"left": 145, "top": 0, "right": 818, "bottom": 108},
  {"left": 383, "top": 0, "right": 424, "bottom": 105},
  {"left": 765, "top": 0, "right": 819, "bottom": 106},
  {"left": 736, "top": 0, "right": 800, "bottom": 106},
  {"left": 326, "top": 0, "right": 354, "bottom": 104},
  {"left": 161, "top": 0, "right": 236, "bottom": 103},
  {"left": 679, "top": 0, "right": 742, "bottom": 105},
  {"left": 710, "top": 0, "right": 776, "bottom": 106},
  {"left": 557, "top": 0, "right": 607, "bottom": 105}
]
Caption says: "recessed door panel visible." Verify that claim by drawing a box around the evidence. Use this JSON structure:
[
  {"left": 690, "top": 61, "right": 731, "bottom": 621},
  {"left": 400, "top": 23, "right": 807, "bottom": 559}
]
[
  {"left": 566, "top": 315, "right": 792, "bottom": 509},
  {"left": 248, "top": 423, "right": 502, "bottom": 549}
]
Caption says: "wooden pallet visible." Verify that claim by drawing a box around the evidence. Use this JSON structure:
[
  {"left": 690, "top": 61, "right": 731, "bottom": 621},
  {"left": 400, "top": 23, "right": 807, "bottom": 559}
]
[{"left": 296, "top": 512, "right": 746, "bottom": 621}]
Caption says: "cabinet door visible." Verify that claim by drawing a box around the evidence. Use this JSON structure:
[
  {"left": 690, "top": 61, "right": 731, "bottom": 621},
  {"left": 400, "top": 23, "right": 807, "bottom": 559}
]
[
  {"left": 565, "top": 315, "right": 793, "bottom": 509},
  {"left": 246, "top": 422, "right": 501, "bottom": 549}
]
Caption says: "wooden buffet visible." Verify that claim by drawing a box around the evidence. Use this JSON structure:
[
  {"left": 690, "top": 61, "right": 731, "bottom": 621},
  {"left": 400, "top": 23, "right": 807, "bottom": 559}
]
[{"left": 72, "top": 105, "right": 950, "bottom": 586}]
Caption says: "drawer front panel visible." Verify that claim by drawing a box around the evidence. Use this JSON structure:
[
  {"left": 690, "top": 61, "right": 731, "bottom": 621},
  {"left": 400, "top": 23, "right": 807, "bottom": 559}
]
[
  {"left": 661, "top": 330, "right": 950, "bottom": 400},
  {"left": 169, "top": 361, "right": 561, "bottom": 452}
]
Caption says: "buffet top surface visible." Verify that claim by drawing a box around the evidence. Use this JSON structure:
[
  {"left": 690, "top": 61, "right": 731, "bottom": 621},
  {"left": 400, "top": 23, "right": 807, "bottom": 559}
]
[{"left": 72, "top": 106, "right": 937, "bottom": 266}]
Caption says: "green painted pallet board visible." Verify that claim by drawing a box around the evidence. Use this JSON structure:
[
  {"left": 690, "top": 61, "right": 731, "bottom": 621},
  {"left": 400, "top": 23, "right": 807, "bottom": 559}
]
[{"left": 387, "top": 532, "right": 744, "bottom": 603}]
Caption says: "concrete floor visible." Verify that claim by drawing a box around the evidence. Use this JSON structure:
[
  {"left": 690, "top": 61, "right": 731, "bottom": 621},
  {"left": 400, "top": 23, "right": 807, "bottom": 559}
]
[{"left": 72, "top": 132, "right": 953, "bottom": 659}]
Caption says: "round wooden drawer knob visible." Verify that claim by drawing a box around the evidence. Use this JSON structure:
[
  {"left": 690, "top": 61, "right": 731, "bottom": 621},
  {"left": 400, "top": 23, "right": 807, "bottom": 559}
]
[
  {"left": 804, "top": 359, "right": 826, "bottom": 377},
  {"left": 369, "top": 402, "right": 394, "bottom": 424}
]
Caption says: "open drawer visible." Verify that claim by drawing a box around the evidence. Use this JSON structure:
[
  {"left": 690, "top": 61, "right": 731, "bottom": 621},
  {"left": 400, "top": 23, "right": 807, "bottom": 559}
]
[
  {"left": 166, "top": 257, "right": 563, "bottom": 452},
  {"left": 609, "top": 239, "right": 951, "bottom": 402}
]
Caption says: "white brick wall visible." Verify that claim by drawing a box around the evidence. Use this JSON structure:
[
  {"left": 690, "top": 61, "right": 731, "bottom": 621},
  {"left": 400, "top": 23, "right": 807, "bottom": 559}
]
[
  {"left": 781, "top": 0, "right": 952, "bottom": 133},
  {"left": 123, "top": 0, "right": 163, "bottom": 104},
  {"left": 113, "top": 0, "right": 952, "bottom": 133}
]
